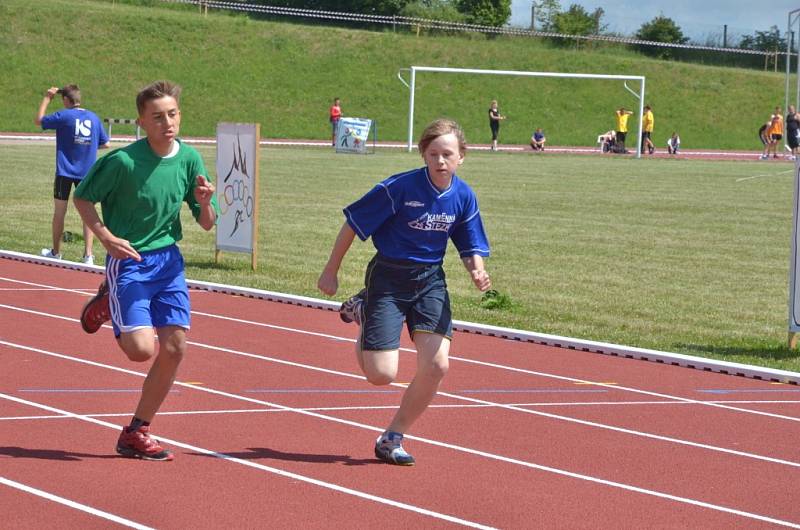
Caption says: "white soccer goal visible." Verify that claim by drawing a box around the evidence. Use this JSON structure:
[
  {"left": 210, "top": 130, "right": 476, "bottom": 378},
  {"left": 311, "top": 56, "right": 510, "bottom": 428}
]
[{"left": 397, "top": 66, "right": 646, "bottom": 158}]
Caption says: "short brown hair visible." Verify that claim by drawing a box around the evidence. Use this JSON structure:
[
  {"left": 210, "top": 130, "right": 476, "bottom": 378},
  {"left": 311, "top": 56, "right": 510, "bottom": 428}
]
[
  {"left": 136, "top": 80, "right": 182, "bottom": 115},
  {"left": 58, "top": 84, "right": 81, "bottom": 106},
  {"left": 418, "top": 118, "right": 467, "bottom": 154}
]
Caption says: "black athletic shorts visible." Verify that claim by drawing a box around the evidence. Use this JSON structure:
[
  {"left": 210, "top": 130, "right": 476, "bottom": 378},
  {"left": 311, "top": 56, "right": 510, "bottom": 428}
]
[
  {"left": 789, "top": 129, "right": 800, "bottom": 149},
  {"left": 53, "top": 175, "right": 81, "bottom": 201},
  {"left": 360, "top": 254, "right": 452, "bottom": 351}
]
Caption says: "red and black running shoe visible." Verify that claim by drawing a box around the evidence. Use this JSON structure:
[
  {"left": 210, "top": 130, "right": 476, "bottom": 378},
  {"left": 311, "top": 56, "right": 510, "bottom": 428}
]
[
  {"left": 116, "top": 426, "right": 174, "bottom": 461},
  {"left": 80, "top": 280, "right": 109, "bottom": 334}
]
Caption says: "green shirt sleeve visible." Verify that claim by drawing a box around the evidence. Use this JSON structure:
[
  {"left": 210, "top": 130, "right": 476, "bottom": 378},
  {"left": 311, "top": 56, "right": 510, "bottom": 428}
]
[{"left": 74, "top": 150, "right": 123, "bottom": 204}]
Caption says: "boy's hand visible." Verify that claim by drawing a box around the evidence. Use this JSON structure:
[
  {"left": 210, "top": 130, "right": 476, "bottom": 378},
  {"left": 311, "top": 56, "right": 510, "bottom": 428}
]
[
  {"left": 194, "top": 175, "right": 215, "bottom": 205},
  {"left": 471, "top": 269, "right": 492, "bottom": 292},
  {"left": 45, "top": 87, "right": 59, "bottom": 99},
  {"left": 104, "top": 236, "right": 141, "bottom": 262},
  {"left": 317, "top": 269, "right": 339, "bottom": 296}
]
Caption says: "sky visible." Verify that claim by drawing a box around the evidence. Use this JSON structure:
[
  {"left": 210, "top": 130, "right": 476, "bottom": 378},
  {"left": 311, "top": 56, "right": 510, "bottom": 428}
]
[{"left": 509, "top": 0, "right": 800, "bottom": 42}]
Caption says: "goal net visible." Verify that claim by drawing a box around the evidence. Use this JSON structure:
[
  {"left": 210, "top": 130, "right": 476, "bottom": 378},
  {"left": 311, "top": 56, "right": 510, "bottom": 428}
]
[{"left": 397, "top": 66, "right": 646, "bottom": 157}]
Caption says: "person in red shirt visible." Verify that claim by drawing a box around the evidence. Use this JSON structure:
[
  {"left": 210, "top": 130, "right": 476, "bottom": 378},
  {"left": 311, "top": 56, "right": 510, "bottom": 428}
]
[{"left": 329, "top": 97, "right": 342, "bottom": 146}]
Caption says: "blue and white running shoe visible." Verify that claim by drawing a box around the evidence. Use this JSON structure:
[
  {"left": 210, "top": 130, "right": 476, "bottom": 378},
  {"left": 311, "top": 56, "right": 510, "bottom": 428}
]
[{"left": 374, "top": 431, "right": 415, "bottom": 466}]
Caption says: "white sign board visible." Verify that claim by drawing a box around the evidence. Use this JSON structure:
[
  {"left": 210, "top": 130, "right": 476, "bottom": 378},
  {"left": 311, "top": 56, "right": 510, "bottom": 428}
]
[
  {"left": 215, "top": 123, "right": 260, "bottom": 269},
  {"left": 335, "top": 117, "right": 372, "bottom": 154}
]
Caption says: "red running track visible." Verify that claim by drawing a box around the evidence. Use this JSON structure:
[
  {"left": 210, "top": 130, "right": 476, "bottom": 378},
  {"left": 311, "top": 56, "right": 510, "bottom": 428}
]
[{"left": 1, "top": 258, "right": 800, "bottom": 529}]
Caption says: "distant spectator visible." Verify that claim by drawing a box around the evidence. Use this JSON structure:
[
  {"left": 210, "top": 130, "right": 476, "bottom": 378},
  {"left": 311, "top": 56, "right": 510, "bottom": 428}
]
[
  {"left": 762, "top": 115, "right": 782, "bottom": 160},
  {"left": 488, "top": 99, "right": 506, "bottom": 151},
  {"left": 786, "top": 105, "right": 799, "bottom": 160},
  {"left": 329, "top": 97, "right": 342, "bottom": 146},
  {"left": 598, "top": 130, "right": 616, "bottom": 153},
  {"left": 641, "top": 104, "right": 655, "bottom": 155},
  {"left": 758, "top": 121, "right": 771, "bottom": 157},
  {"left": 614, "top": 107, "right": 633, "bottom": 153},
  {"left": 666, "top": 132, "right": 680, "bottom": 155},
  {"left": 35, "top": 84, "right": 110, "bottom": 264},
  {"left": 530, "top": 128, "right": 546, "bottom": 151}
]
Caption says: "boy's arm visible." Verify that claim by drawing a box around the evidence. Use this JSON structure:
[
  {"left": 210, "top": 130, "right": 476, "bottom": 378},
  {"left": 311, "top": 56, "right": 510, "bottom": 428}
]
[
  {"left": 461, "top": 254, "right": 491, "bottom": 292},
  {"left": 35, "top": 87, "right": 59, "bottom": 126},
  {"left": 193, "top": 175, "right": 217, "bottom": 231},
  {"left": 73, "top": 197, "right": 141, "bottom": 261},
  {"left": 318, "top": 222, "right": 357, "bottom": 296}
]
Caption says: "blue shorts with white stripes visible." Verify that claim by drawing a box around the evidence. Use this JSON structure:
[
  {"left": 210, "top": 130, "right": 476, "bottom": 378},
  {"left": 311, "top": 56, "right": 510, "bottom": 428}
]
[{"left": 105, "top": 244, "right": 191, "bottom": 337}]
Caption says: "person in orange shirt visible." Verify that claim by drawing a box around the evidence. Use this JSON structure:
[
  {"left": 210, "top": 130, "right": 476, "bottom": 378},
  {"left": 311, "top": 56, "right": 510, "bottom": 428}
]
[
  {"left": 762, "top": 114, "right": 783, "bottom": 160},
  {"left": 329, "top": 97, "right": 342, "bottom": 146}
]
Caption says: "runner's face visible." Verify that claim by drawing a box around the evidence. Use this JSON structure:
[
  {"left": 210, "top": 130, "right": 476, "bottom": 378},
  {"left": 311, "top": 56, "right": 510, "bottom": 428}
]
[
  {"left": 422, "top": 133, "right": 463, "bottom": 181},
  {"left": 138, "top": 96, "right": 181, "bottom": 146}
]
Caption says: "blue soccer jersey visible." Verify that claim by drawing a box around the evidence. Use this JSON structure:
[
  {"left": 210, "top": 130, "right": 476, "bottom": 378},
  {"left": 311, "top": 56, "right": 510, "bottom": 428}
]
[
  {"left": 344, "top": 167, "right": 490, "bottom": 263},
  {"left": 41, "top": 108, "right": 108, "bottom": 180}
]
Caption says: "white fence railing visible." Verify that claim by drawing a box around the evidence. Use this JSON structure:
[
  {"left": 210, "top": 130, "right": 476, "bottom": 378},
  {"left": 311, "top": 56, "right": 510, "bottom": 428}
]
[{"left": 165, "top": 0, "right": 788, "bottom": 59}]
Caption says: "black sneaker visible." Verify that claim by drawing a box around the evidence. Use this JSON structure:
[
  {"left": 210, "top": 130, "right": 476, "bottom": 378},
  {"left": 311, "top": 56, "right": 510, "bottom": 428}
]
[{"left": 339, "top": 289, "right": 365, "bottom": 325}]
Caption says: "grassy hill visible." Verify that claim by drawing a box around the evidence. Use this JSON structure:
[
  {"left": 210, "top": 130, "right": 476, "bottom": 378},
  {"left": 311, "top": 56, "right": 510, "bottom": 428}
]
[{"left": 0, "top": 0, "right": 791, "bottom": 149}]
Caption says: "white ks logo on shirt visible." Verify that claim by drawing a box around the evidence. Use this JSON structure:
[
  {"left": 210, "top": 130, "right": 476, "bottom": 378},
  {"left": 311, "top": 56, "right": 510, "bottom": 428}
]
[{"left": 73, "top": 118, "right": 93, "bottom": 144}]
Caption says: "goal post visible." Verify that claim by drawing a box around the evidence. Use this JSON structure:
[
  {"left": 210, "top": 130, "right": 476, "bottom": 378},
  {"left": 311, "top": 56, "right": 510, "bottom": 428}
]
[
  {"left": 785, "top": 9, "right": 800, "bottom": 135},
  {"left": 397, "top": 66, "right": 646, "bottom": 158}
]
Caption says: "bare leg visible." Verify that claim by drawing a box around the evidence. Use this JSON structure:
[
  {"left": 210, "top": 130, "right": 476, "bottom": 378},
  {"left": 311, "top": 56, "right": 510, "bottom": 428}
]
[
  {"left": 51, "top": 199, "right": 68, "bottom": 254},
  {"left": 118, "top": 326, "right": 186, "bottom": 422},
  {"left": 359, "top": 345, "right": 399, "bottom": 387},
  {"left": 386, "top": 333, "right": 449, "bottom": 434},
  {"left": 82, "top": 221, "right": 94, "bottom": 259}
]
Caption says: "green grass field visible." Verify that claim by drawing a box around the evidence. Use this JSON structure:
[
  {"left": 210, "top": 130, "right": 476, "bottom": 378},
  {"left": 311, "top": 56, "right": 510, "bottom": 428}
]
[
  {"left": 0, "top": 0, "right": 792, "bottom": 149},
  {"left": 2, "top": 141, "right": 799, "bottom": 372}
]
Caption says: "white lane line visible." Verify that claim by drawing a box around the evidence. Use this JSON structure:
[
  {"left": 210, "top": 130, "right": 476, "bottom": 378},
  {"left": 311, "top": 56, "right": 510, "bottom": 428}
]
[
  {"left": 3, "top": 400, "right": 800, "bottom": 422},
  {"left": 3, "top": 278, "right": 799, "bottom": 422},
  {"left": 1, "top": 388, "right": 798, "bottom": 529},
  {"left": 0, "top": 475, "right": 154, "bottom": 530},
  {"left": 2, "top": 306, "right": 800, "bottom": 469},
  {"left": 0, "top": 277, "right": 94, "bottom": 296},
  {"left": 190, "top": 308, "right": 800, "bottom": 422},
  {"left": 0, "top": 392, "right": 496, "bottom": 530}
]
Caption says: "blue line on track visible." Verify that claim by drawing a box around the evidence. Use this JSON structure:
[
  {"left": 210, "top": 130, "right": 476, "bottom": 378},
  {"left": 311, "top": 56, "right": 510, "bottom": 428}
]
[
  {"left": 697, "top": 389, "right": 800, "bottom": 394},
  {"left": 458, "top": 389, "right": 608, "bottom": 394},
  {"left": 244, "top": 389, "right": 399, "bottom": 393},
  {"left": 18, "top": 389, "right": 179, "bottom": 393}
]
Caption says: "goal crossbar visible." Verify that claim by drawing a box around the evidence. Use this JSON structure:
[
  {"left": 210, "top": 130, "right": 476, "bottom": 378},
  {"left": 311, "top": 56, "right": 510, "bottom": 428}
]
[{"left": 399, "top": 66, "right": 646, "bottom": 157}]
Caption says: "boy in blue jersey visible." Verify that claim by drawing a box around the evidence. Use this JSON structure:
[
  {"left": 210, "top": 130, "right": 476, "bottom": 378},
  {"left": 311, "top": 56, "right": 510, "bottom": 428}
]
[
  {"left": 73, "top": 81, "right": 219, "bottom": 461},
  {"left": 36, "top": 84, "right": 110, "bottom": 264},
  {"left": 318, "top": 119, "right": 492, "bottom": 466}
]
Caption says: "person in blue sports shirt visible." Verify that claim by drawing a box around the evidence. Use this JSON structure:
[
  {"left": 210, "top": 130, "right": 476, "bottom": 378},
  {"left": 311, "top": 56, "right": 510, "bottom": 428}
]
[
  {"left": 73, "top": 80, "right": 219, "bottom": 461},
  {"left": 36, "top": 84, "right": 110, "bottom": 264},
  {"left": 318, "top": 118, "right": 492, "bottom": 466}
]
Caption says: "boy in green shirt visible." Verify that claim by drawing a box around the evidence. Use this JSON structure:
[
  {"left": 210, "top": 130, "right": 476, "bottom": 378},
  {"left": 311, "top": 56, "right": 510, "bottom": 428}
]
[{"left": 74, "top": 80, "right": 219, "bottom": 461}]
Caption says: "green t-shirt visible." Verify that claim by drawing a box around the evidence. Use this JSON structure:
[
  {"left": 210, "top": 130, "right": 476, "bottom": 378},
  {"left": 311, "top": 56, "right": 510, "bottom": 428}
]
[{"left": 74, "top": 138, "right": 220, "bottom": 253}]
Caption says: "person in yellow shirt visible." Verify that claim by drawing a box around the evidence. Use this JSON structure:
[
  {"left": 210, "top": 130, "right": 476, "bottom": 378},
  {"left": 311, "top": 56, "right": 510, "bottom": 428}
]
[
  {"left": 762, "top": 114, "right": 783, "bottom": 160},
  {"left": 614, "top": 107, "right": 633, "bottom": 153},
  {"left": 641, "top": 105, "right": 655, "bottom": 155}
]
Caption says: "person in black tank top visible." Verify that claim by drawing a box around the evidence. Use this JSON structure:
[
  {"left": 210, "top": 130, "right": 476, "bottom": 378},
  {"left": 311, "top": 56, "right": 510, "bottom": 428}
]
[{"left": 488, "top": 99, "right": 505, "bottom": 151}]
